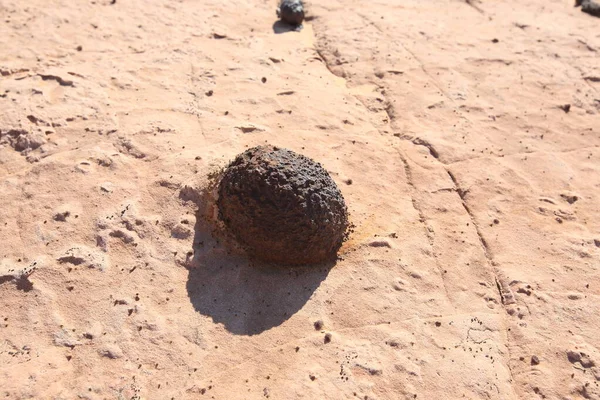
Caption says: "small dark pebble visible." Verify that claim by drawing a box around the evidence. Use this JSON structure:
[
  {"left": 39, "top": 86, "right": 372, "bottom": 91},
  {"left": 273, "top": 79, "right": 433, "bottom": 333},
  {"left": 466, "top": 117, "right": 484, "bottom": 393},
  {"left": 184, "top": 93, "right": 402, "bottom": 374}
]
[
  {"left": 76, "top": 45, "right": 83, "bottom": 51},
  {"left": 492, "top": 38, "right": 499, "bottom": 43},
  {"left": 324, "top": 333, "right": 332, "bottom": 344},
  {"left": 559, "top": 104, "right": 571, "bottom": 113},
  {"left": 531, "top": 355, "right": 540, "bottom": 365},
  {"left": 314, "top": 320, "right": 324, "bottom": 330},
  {"left": 261, "top": 77, "right": 267, "bottom": 83},
  {"left": 560, "top": 194, "right": 578, "bottom": 204},
  {"left": 206, "top": 90, "right": 213, "bottom": 97}
]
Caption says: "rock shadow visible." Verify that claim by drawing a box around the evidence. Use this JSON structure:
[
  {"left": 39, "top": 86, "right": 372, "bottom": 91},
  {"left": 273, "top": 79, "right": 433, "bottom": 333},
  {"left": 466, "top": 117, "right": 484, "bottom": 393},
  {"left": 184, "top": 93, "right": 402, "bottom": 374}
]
[
  {"left": 183, "top": 188, "right": 334, "bottom": 336},
  {"left": 272, "top": 20, "right": 302, "bottom": 34}
]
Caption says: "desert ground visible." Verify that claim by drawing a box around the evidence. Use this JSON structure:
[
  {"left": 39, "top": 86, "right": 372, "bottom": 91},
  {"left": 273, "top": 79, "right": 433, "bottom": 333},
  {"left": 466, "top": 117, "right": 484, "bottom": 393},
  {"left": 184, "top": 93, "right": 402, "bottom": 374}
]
[{"left": 1, "top": 0, "right": 599, "bottom": 399}]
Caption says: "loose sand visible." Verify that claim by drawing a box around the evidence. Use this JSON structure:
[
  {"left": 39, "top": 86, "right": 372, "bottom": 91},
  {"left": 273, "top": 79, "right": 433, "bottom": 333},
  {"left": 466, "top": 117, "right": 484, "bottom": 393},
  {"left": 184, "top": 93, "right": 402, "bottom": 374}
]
[{"left": 1, "top": 0, "right": 599, "bottom": 399}]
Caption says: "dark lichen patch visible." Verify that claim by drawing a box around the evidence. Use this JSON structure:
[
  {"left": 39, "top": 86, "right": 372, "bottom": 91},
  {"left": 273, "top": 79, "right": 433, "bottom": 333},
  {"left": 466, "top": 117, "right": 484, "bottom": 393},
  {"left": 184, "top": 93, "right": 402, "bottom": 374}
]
[{"left": 217, "top": 145, "right": 348, "bottom": 265}]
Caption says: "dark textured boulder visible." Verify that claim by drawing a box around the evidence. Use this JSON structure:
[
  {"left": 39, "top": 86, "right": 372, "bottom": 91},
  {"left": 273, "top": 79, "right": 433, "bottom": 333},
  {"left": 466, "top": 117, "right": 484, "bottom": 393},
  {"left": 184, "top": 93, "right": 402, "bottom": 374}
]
[
  {"left": 576, "top": 0, "right": 600, "bottom": 16},
  {"left": 277, "top": 0, "right": 305, "bottom": 26},
  {"left": 217, "top": 145, "right": 348, "bottom": 265}
]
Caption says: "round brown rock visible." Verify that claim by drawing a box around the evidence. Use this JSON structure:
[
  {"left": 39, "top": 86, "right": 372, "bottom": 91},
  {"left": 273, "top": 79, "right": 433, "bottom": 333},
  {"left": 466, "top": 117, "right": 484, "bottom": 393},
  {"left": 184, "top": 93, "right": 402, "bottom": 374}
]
[
  {"left": 217, "top": 145, "right": 348, "bottom": 265},
  {"left": 277, "top": 0, "right": 305, "bottom": 26}
]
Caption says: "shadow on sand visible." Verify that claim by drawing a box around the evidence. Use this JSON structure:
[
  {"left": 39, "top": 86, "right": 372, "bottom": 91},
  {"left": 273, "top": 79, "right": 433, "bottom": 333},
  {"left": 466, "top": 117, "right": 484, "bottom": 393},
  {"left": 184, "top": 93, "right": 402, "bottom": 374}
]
[
  {"left": 182, "top": 188, "right": 334, "bottom": 336},
  {"left": 272, "top": 20, "right": 302, "bottom": 34}
]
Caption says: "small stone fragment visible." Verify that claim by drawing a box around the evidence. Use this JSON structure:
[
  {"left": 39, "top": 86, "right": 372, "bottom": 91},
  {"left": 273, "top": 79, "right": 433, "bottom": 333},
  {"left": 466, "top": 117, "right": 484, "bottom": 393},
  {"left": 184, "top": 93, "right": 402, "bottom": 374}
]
[
  {"left": 99, "top": 344, "right": 123, "bottom": 359},
  {"left": 54, "top": 211, "right": 71, "bottom": 222},
  {"left": 100, "top": 182, "right": 114, "bottom": 193},
  {"left": 171, "top": 223, "right": 192, "bottom": 240},
  {"left": 57, "top": 245, "right": 109, "bottom": 271}
]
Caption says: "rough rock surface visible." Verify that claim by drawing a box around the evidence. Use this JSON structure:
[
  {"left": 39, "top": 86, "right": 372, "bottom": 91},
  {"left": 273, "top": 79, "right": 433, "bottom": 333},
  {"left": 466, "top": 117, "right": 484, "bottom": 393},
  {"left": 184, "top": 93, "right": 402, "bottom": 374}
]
[
  {"left": 277, "top": 0, "right": 305, "bottom": 26},
  {"left": 1, "top": 0, "right": 599, "bottom": 399},
  {"left": 577, "top": 0, "right": 600, "bottom": 17},
  {"left": 217, "top": 145, "right": 348, "bottom": 264}
]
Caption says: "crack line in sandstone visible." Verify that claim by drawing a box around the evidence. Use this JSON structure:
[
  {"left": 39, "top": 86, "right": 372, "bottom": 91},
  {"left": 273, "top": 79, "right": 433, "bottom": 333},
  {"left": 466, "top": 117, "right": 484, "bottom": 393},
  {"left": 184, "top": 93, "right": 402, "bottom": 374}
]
[
  {"left": 447, "top": 171, "right": 493, "bottom": 275},
  {"left": 397, "top": 135, "right": 600, "bottom": 166},
  {"left": 572, "top": 64, "right": 600, "bottom": 95},
  {"left": 397, "top": 131, "right": 518, "bottom": 387},
  {"left": 446, "top": 168, "right": 517, "bottom": 385},
  {"left": 446, "top": 144, "right": 600, "bottom": 165},
  {"left": 357, "top": 12, "right": 599, "bottom": 172},
  {"left": 397, "top": 148, "right": 455, "bottom": 309},
  {"left": 312, "top": 20, "right": 457, "bottom": 309},
  {"left": 464, "top": 0, "right": 484, "bottom": 14},
  {"left": 411, "top": 136, "right": 440, "bottom": 159},
  {"left": 355, "top": 11, "right": 494, "bottom": 148},
  {"left": 357, "top": 11, "right": 456, "bottom": 106},
  {"left": 311, "top": 18, "right": 518, "bottom": 388},
  {"left": 313, "top": 33, "right": 459, "bottom": 310},
  {"left": 188, "top": 63, "right": 206, "bottom": 137},
  {"left": 312, "top": 14, "right": 516, "bottom": 313},
  {"left": 395, "top": 39, "right": 455, "bottom": 108},
  {"left": 314, "top": 47, "right": 338, "bottom": 79}
]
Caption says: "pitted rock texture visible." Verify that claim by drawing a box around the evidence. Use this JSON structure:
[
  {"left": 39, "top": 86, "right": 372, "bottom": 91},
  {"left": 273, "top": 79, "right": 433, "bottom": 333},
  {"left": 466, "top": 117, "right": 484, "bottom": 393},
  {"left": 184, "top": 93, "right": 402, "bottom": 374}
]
[
  {"left": 217, "top": 145, "right": 348, "bottom": 265},
  {"left": 578, "top": 0, "right": 600, "bottom": 17},
  {"left": 277, "top": 0, "right": 305, "bottom": 26}
]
